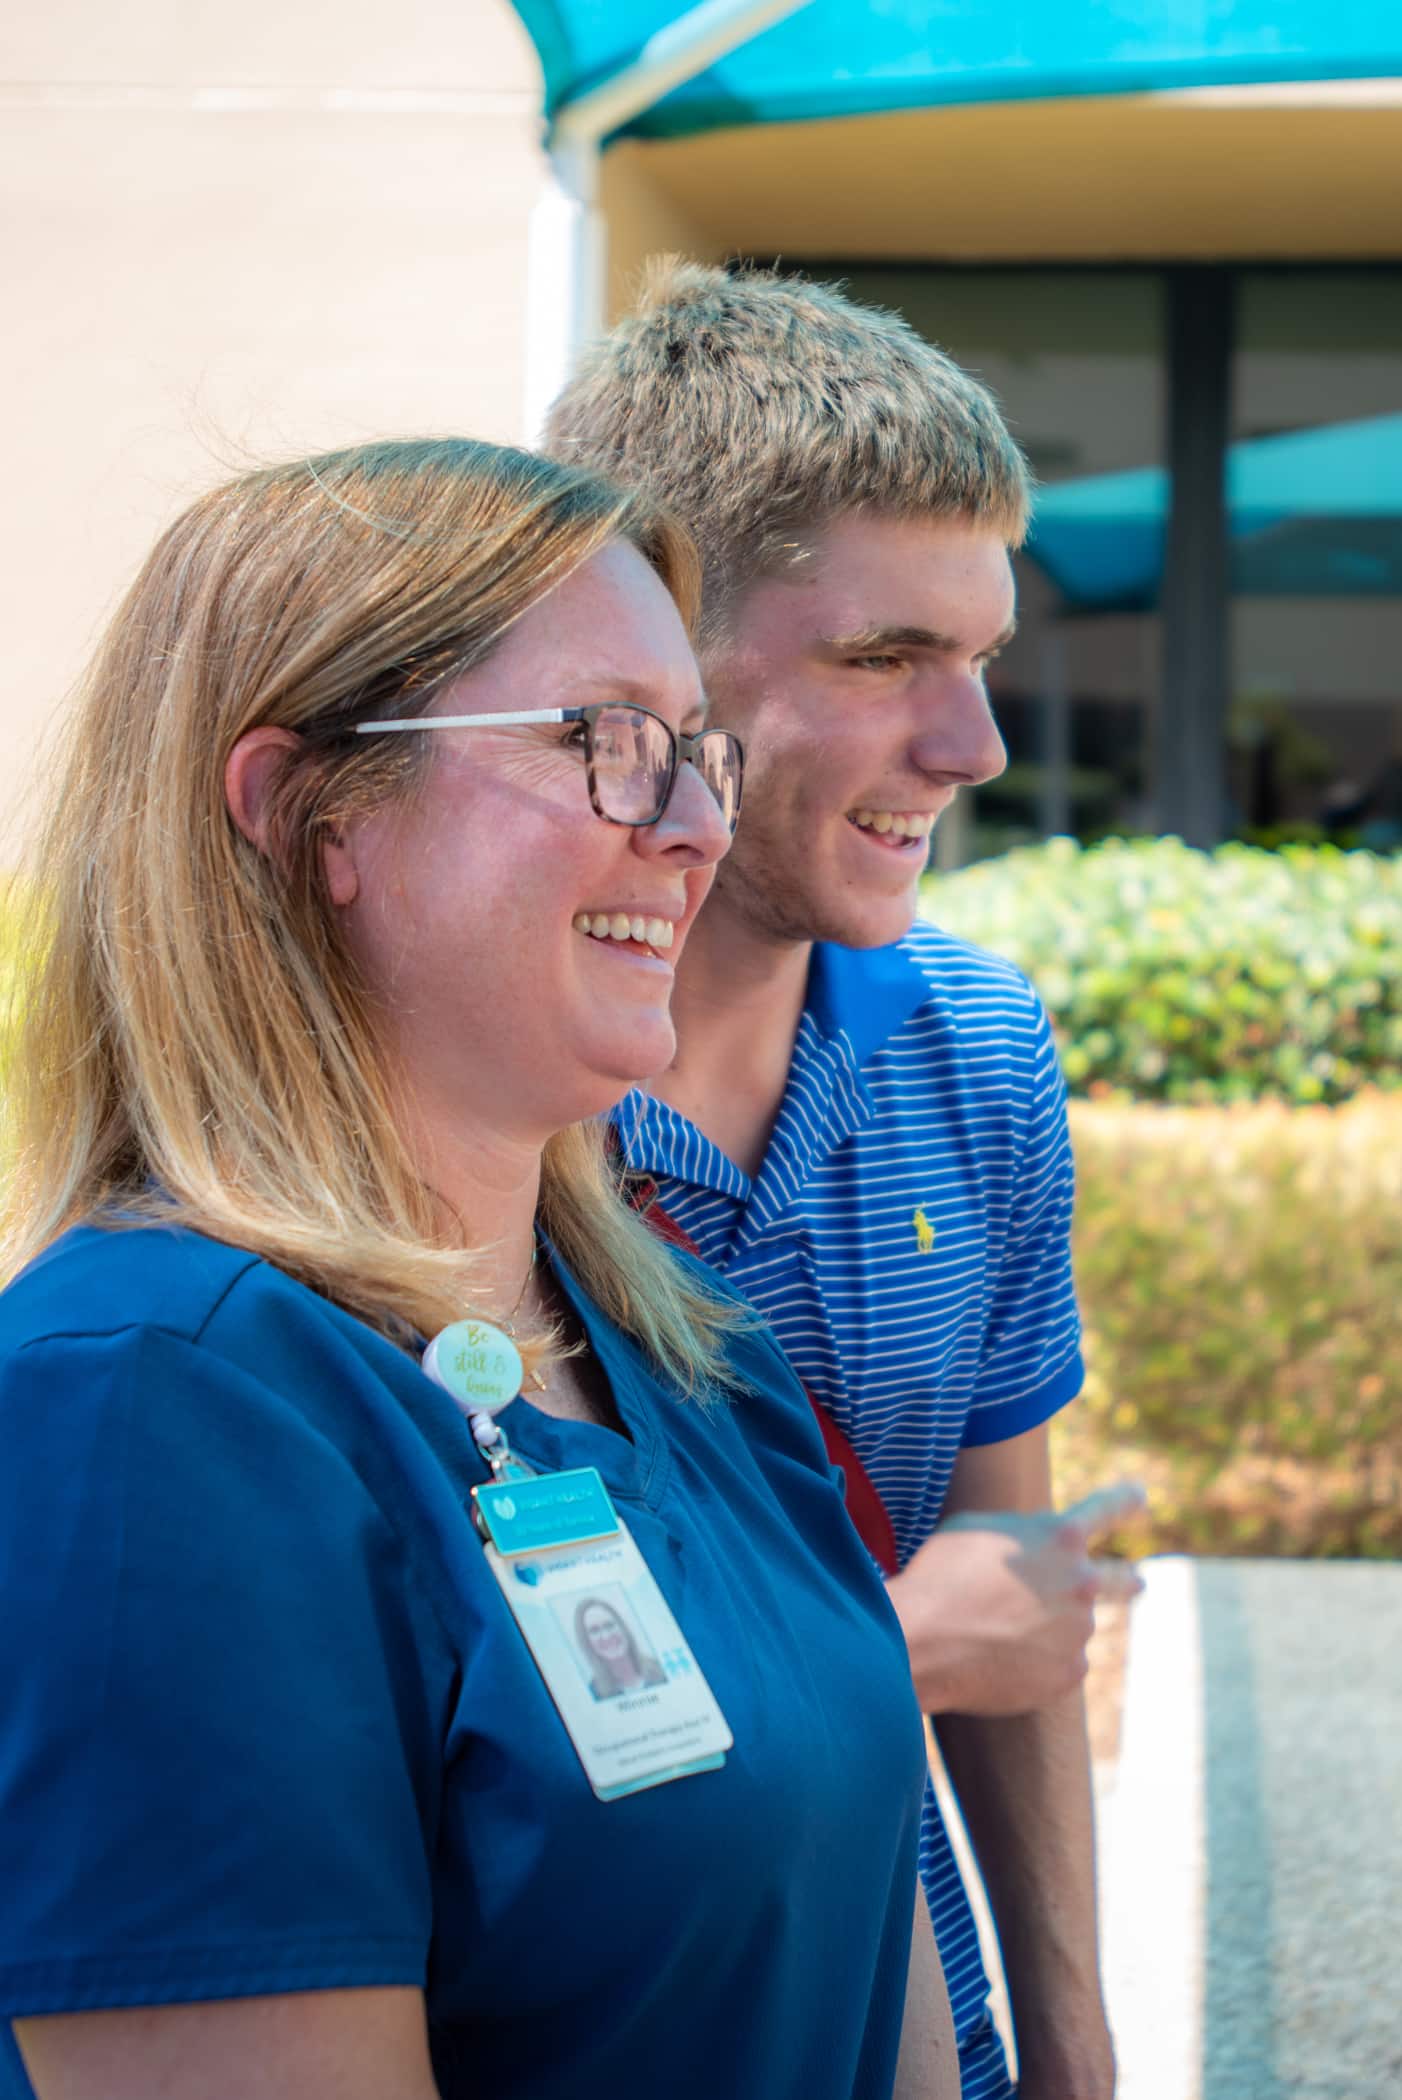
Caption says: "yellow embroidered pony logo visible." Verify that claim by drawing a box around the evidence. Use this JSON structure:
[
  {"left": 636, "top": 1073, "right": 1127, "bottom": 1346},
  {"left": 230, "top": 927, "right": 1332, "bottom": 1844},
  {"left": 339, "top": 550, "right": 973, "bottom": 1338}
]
[{"left": 912, "top": 1207, "right": 936, "bottom": 1254}]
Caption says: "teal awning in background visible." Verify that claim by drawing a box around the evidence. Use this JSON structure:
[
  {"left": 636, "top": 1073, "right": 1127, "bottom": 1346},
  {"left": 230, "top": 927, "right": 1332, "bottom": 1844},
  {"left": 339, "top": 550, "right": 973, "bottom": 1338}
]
[
  {"left": 511, "top": 2, "right": 1402, "bottom": 141},
  {"left": 1026, "top": 414, "right": 1402, "bottom": 607}
]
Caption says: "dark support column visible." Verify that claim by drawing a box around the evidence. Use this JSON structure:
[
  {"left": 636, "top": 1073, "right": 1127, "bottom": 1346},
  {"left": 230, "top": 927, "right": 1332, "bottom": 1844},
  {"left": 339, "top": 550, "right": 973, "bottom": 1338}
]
[
  {"left": 1157, "top": 268, "right": 1233, "bottom": 845},
  {"left": 1038, "top": 626, "right": 1072, "bottom": 837}
]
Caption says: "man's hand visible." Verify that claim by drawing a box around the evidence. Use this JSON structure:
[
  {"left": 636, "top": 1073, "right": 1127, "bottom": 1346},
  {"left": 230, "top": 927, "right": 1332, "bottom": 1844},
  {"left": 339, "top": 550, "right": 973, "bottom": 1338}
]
[{"left": 886, "top": 1481, "right": 1145, "bottom": 1715}]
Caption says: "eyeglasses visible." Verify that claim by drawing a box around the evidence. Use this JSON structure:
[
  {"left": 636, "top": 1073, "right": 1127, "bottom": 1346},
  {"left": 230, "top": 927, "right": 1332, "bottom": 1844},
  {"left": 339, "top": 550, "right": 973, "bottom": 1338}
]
[{"left": 355, "top": 703, "right": 744, "bottom": 834}]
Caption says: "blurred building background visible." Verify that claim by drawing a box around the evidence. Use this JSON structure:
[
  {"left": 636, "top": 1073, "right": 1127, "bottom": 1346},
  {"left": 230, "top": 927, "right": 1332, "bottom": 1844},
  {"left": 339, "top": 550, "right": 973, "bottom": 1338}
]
[{"left": 4, "top": 1, "right": 1400, "bottom": 861}]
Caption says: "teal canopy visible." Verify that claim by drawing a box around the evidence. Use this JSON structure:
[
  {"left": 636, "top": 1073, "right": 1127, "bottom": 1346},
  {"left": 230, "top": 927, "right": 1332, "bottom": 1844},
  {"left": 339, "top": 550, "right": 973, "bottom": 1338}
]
[
  {"left": 511, "top": 2, "right": 1402, "bottom": 140},
  {"left": 1026, "top": 414, "right": 1402, "bottom": 607}
]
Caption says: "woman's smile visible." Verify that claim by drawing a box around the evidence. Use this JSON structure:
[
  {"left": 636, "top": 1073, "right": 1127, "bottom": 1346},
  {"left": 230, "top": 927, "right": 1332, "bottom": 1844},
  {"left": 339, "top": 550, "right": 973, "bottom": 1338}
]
[{"left": 572, "top": 908, "right": 680, "bottom": 954}]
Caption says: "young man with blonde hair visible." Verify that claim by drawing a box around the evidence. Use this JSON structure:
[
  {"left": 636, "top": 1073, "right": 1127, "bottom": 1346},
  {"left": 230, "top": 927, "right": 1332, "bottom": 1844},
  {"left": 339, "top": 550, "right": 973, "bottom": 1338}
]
[{"left": 547, "top": 262, "right": 1140, "bottom": 2100}]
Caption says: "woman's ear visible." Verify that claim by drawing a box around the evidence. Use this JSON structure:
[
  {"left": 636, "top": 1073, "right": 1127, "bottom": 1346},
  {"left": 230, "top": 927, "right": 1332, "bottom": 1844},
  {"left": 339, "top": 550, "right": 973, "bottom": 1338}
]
[
  {"left": 224, "top": 726, "right": 300, "bottom": 855},
  {"left": 224, "top": 726, "right": 359, "bottom": 906}
]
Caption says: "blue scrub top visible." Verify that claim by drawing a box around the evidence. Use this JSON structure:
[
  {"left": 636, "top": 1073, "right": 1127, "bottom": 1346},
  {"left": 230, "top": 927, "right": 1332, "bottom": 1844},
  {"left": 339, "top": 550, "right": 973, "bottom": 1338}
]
[{"left": 0, "top": 1222, "right": 925, "bottom": 2100}]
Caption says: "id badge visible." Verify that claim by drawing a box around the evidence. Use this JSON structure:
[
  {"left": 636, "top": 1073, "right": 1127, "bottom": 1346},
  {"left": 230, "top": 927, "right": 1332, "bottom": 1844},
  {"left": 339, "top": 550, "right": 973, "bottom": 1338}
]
[{"left": 474, "top": 1469, "right": 733, "bottom": 1801}]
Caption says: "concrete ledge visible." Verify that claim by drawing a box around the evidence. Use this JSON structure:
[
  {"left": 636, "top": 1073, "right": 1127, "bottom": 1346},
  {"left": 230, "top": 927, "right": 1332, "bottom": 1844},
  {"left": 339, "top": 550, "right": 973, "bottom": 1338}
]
[
  {"left": 1101, "top": 1555, "right": 1402, "bottom": 2100},
  {"left": 1101, "top": 1556, "right": 1204, "bottom": 2100}
]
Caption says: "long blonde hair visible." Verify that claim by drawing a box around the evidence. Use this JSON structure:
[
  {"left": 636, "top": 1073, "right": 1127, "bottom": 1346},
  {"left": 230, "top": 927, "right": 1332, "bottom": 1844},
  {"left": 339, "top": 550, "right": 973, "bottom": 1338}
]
[{"left": 2, "top": 436, "right": 742, "bottom": 1390}]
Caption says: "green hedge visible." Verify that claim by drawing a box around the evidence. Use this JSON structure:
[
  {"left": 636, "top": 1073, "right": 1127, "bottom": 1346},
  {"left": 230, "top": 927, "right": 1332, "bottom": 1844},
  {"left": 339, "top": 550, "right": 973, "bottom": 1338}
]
[
  {"left": 1055, "top": 1095, "right": 1402, "bottom": 1558},
  {"left": 922, "top": 837, "right": 1402, "bottom": 1104}
]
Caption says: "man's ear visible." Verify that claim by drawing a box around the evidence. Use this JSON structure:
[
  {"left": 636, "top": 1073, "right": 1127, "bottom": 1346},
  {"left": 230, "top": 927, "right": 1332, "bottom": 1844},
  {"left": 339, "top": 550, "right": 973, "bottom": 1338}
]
[{"left": 224, "top": 726, "right": 360, "bottom": 906}]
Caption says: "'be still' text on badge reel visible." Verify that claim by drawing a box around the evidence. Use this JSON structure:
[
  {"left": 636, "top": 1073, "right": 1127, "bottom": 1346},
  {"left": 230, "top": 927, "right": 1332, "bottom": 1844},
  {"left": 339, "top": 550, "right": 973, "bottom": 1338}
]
[
  {"left": 421, "top": 1319, "right": 523, "bottom": 1416},
  {"left": 422, "top": 1317, "right": 534, "bottom": 1481}
]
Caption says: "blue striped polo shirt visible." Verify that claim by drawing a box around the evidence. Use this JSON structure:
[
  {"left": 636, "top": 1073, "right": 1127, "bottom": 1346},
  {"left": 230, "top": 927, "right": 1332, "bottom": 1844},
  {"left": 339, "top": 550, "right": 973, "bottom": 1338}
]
[{"left": 615, "top": 917, "right": 1084, "bottom": 2099}]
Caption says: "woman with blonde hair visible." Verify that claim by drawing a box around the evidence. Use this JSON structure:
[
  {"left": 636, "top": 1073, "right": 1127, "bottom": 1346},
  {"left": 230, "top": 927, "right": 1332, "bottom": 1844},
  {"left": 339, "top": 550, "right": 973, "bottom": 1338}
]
[
  {"left": 573, "top": 1594, "right": 668, "bottom": 1699},
  {"left": 0, "top": 437, "right": 950, "bottom": 2100}
]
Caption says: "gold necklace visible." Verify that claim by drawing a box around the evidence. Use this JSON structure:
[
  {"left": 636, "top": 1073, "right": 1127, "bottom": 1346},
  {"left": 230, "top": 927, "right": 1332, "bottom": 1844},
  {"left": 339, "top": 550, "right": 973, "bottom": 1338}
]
[
  {"left": 498, "top": 1241, "right": 547, "bottom": 1392},
  {"left": 499, "top": 1240, "right": 537, "bottom": 1330}
]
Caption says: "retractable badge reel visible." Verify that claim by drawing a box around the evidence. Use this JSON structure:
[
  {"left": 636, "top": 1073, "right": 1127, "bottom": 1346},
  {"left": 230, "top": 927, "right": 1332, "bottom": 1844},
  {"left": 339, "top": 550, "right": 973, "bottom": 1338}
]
[
  {"left": 421, "top": 1315, "right": 733, "bottom": 1801},
  {"left": 422, "top": 1318, "right": 533, "bottom": 1481}
]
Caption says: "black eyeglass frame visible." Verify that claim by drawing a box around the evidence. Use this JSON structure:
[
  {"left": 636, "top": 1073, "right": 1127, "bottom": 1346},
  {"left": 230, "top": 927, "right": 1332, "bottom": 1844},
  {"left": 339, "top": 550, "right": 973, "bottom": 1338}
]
[{"left": 354, "top": 703, "right": 744, "bottom": 833}]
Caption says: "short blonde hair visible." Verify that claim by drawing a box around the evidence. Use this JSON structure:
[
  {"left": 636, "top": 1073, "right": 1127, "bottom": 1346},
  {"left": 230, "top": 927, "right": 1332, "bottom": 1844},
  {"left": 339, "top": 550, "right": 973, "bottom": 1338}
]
[
  {"left": 546, "top": 258, "right": 1032, "bottom": 646},
  {"left": 2, "top": 436, "right": 743, "bottom": 1392}
]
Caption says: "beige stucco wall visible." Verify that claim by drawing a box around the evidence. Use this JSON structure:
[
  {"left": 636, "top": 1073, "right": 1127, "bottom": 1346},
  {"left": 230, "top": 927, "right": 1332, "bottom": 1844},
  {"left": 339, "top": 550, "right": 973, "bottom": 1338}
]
[
  {"left": 0, "top": 0, "right": 547, "bottom": 854},
  {"left": 601, "top": 143, "right": 721, "bottom": 320}
]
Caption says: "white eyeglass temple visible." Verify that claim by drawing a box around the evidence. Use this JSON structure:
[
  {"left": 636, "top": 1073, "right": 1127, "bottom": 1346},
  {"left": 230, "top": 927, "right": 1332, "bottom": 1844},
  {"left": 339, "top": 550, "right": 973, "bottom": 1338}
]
[{"left": 355, "top": 709, "right": 571, "bottom": 735}]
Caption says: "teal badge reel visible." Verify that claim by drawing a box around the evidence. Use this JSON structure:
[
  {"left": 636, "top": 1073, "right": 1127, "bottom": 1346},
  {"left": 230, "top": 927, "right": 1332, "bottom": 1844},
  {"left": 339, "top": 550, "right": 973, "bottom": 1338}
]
[
  {"left": 422, "top": 1318, "right": 523, "bottom": 1416},
  {"left": 423, "top": 1316, "right": 533, "bottom": 1480}
]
